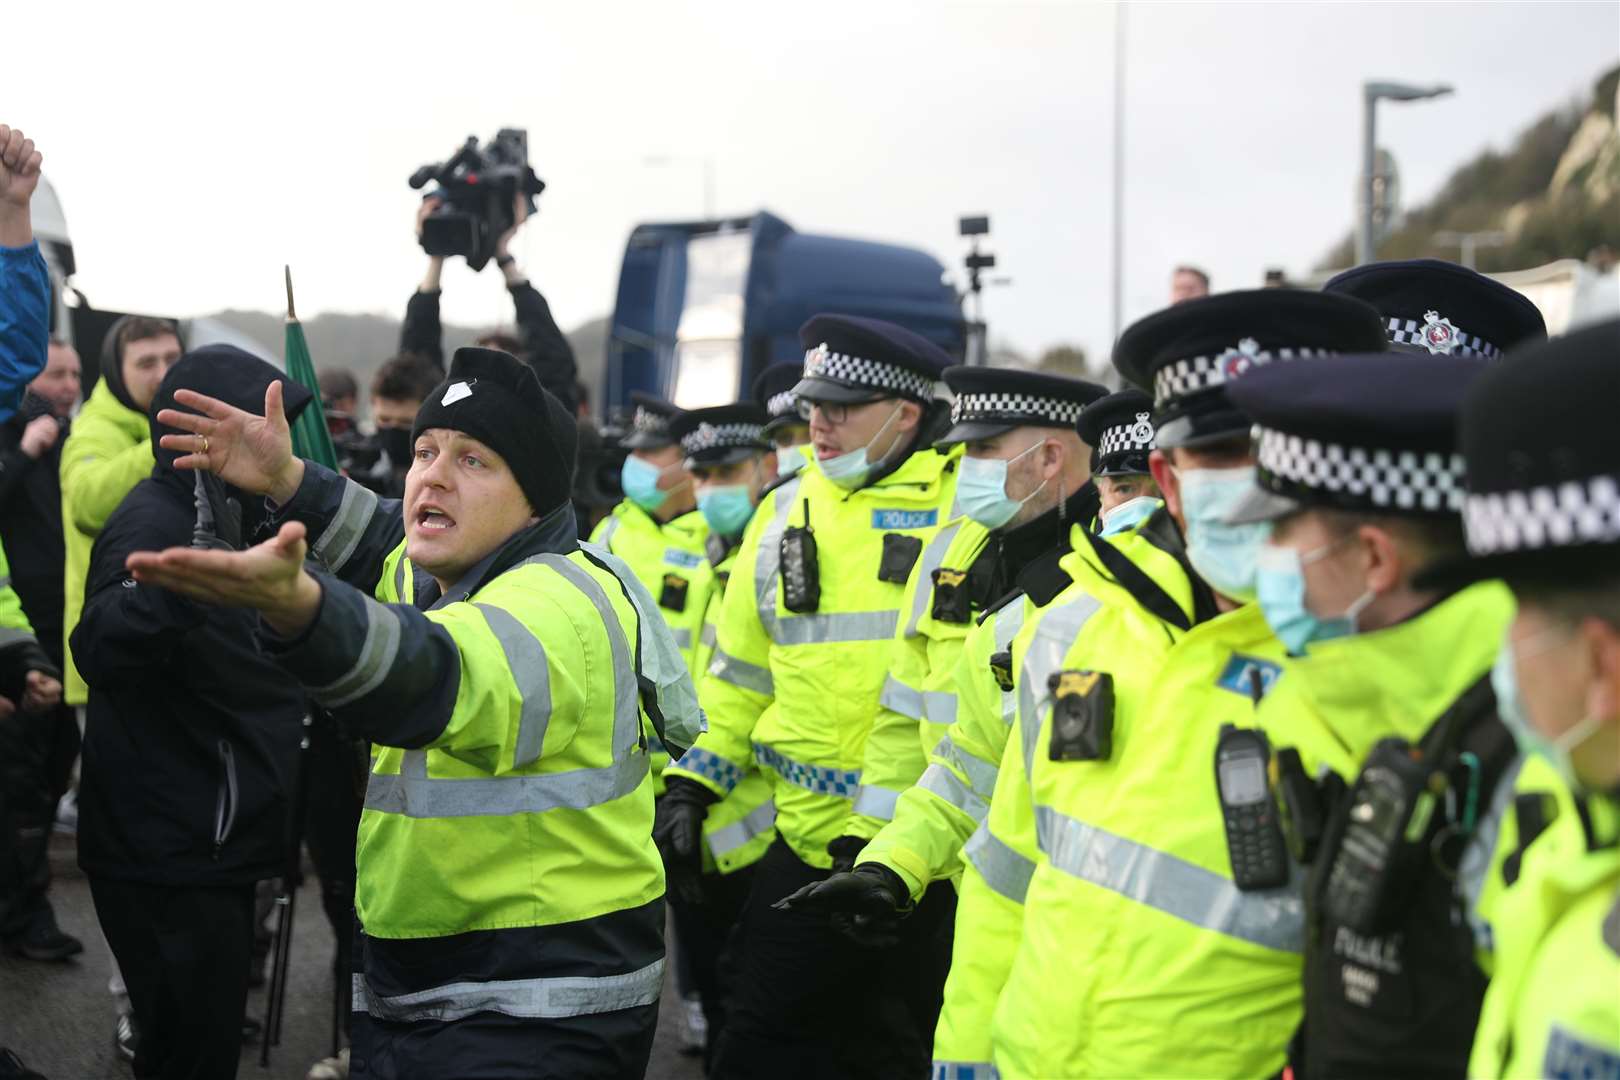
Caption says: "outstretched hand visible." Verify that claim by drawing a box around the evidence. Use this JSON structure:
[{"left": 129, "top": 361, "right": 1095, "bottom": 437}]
[
  {"left": 156, "top": 380, "right": 304, "bottom": 505},
  {"left": 125, "top": 521, "right": 323, "bottom": 637}
]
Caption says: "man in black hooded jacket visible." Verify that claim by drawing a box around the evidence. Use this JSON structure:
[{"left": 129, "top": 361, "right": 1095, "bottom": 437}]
[{"left": 71, "top": 344, "right": 311, "bottom": 1080}]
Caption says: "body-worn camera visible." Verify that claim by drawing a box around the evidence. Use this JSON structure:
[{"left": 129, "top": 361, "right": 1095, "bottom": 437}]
[{"left": 409, "top": 129, "right": 546, "bottom": 271}]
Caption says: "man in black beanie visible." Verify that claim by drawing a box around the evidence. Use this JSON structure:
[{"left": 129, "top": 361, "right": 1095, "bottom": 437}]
[{"left": 124, "top": 347, "right": 704, "bottom": 1080}]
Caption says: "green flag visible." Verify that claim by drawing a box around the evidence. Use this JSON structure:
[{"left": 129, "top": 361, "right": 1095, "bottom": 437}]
[{"left": 282, "top": 266, "right": 339, "bottom": 470}]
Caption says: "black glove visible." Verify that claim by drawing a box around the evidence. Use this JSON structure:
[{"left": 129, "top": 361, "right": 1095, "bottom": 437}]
[
  {"left": 773, "top": 863, "right": 913, "bottom": 947},
  {"left": 826, "top": 834, "right": 866, "bottom": 875},
  {"left": 653, "top": 777, "right": 718, "bottom": 906}
]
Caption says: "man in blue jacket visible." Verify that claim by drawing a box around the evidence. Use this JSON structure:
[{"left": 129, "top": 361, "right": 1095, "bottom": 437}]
[{"left": 0, "top": 124, "right": 48, "bottom": 425}]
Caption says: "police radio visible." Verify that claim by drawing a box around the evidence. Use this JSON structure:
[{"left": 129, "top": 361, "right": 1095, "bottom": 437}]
[
  {"left": 1215, "top": 725, "right": 1290, "bottom": 891},
  {"left": 779, "top": 499, "right": 820, "bottom": 613},
  {"left": 1322, "top": 737, "right": 1441, "bottom": 935}
]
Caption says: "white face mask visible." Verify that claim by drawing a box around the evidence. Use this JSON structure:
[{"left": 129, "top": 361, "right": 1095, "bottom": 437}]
[
  {"left": 819, "top": 403, "right": 904, "bottom": 490},
  {"left": 1099, "top": 495, "right": 1159, "bottom": 537}
]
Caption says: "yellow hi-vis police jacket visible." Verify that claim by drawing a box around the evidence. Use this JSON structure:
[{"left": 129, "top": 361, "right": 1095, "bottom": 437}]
[
  {"left": 929, "top": 509, "right": 1195, "bottom": 1077},
  {"left": 1469, "top": 784, "right": 1620, "bottom": 1078},
  {"left": 665, "top": 444, "right": 961, "bottom": 869},
  {"left": 689, "top": 538, "right": 776, "bottom": 875},
  {"left": 267, "top": 463, "right": 704, "bottom": 1029},
  {"left": 856, "top": 506, "right": 1138, "bottom": 899}
]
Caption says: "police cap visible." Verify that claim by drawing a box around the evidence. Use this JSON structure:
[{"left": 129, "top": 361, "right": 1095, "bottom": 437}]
[
  {"left": 752, "top": 363, "right": 807, "bottom": 437},
  {"left": 669, "top": 402, "right": 772, "bottom": 470},
  {"left": 621, "top": 390, "right": 683, "bottom": 451},
  {"left": 794, "top": 314, "right": 951, "bottom": 405},
  {"left": 1323, "top": 258, "right": 1547, "bottom": 361},
  {"left": 936, "top": 365, "right": 1109, "bottom": 446},
  {"left": 1077, "top": 388, "right": 1156, "bottom": 476}
]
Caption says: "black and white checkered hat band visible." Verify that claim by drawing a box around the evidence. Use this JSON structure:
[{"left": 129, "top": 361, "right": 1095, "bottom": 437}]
[
  {"left": 632, "top": 407, "right": 670, "bottom": 436},
  {"left": 1256, "top": 426, "right": 1466, "bottom": 513},
  {"left": 1098, "top": 417, "right": 1155, "bottom": 456},
  {"left": 803, "top": 344, "right": 935, "bottom": 400},
  {"left": 1386, "top": 316, "right": 1501, "bottom": 360},
  {"left": 1463, "top": 474, "right": 1620, "bottom": 555},
  {"left": 1153, "top": 344, "right": 1332, "bottom": 405},
  {"left": 767, "top": 390, "right": 798, "bottom": 419},
  {"left": 680, "top": 421, "right": 768, "bottom": 457},
  {"left": 950, "top": 391, "right": 1085, "bottom": 428}
]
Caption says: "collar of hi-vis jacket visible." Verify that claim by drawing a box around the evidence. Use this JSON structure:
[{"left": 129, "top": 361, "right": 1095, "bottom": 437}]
[
  {"left": 618, "top": 499, "right": 707, "bottom": 547},
  {"left": 422, "top": 500, "right": 581, "bottom": 611},
  {"left": 80, "top": 378, "right": 151, "bottom": 441},
  {"left": 832, "top": 440, "right": 961, "bottom": 503},
  {"left": 1056, "top": 512, "right": 1200, "bottom": 637},
  {"left": 1269, "top": 580, "right": 1513, "bottom": 773}
]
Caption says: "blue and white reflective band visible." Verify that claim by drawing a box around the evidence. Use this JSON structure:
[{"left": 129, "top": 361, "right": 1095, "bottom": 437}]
[
  {"left": 673, "top": 747, "right": 745, "bottom": 794},
  {"left": 932, "top": 1062, "right": 1000, "bottom": 1080},
  {"left": 753, "top": 743, "right": 860, "bottom": 798}
]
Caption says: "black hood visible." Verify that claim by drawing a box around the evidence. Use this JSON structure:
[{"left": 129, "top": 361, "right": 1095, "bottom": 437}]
[{"left": 149, "top": 346, "right": 314, "bottom": 544}]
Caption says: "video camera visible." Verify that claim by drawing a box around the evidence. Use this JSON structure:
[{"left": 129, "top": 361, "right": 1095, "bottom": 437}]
[{"left": 409, "top": 129, "right": 545, "bottom": 271}]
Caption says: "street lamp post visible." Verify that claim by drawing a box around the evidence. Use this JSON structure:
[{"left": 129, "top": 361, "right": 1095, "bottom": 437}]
[{"left": 1358, "top": 80, "right": 1453, "bottom": 265}]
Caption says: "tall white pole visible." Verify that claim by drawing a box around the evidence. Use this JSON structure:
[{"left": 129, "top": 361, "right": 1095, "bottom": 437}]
[{"left": 1111, "top": 2, "right": 1127, "bottom": 345}]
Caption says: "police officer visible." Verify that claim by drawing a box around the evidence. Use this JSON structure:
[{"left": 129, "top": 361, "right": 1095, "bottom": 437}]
[
  {"left": 592, "top": 390, "right": 712, "bottom": 679},
  {"left": 781, "top": 367, "right": 1107, "bottom": 962},
  {"left": 1322, "top": 257, "right": 1547, "bottom": 361},
  {"left": 1221, "top": 264, "right": 1552, "bottom": 1078},
  {"left": 1429, "top": 319, "right": 1620, "bottom": 1076},
  {"left": 942, "top": 291, "right": 1388, "bottom": 1078},
  {"left": 660, "top": 315, "right": 959, "bottom": 1080},
  {"left": 129, "top": 347, "right": 703, "bottom": 1080},
  {"left": 752, "top": 362, "right": 812, "bottom": 483},
  {"left": 658, "top": 402, "right": 780, "bottom": 1066},
  {"left": 1078, "top": 387, "right": 1160, "bottom": 534}
]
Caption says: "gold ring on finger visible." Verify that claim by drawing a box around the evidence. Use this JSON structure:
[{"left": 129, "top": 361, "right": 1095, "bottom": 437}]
[{"left": 200, "top": 435, "right": 209, "bottom": 453}]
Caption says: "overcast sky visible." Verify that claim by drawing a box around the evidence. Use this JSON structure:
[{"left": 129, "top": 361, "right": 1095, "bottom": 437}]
[{"left": 9, "top": 1, "right": 1618, "bottom": 365}]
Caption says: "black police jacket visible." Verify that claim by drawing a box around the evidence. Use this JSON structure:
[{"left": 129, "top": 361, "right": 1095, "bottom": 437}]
[{"left": 0, "top": 395, "right": 67, "bottom": 668}]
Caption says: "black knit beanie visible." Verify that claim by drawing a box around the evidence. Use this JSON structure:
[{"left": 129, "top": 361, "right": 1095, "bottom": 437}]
[{"left": 412, "top": 347, "right": 577, "bottom": 516}]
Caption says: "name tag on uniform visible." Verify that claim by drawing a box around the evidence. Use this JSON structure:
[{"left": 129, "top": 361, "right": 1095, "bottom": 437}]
[
  {"left": 664, "top": 549, "right": 703, "bottom": 569},
  {"left": 871, "top": 508, "right": 937, "bottom": 530},
  {"left": 1216, "top": 655, "right": 1283, "bottom": 700}
]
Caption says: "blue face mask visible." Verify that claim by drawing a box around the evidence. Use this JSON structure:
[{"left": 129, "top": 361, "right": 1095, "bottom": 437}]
[
  {"left": 1177, "top": 466, "right": 1270, "bottom": 602},
  {"left": 819, "top": 403, "right": 904, "bottom": 490},
  {"left": 698, "top": 483, "right": 756, "bottom": 538},
  {"left": 775, "top": 446, "right": 807, "bottom": 480},
  {"left": 1255, "top": 540, "right": 1374, "bottom": 655},
  {"left": 957, "top": 441, "right": 1048, "bottom": 529},
  {"left": 1099, "top": 495, "right": 1159, "bottom": 537},
  {"left": 621, "top": 455, "right": 674, "bottom": 512},
  {"left": 1491, "top": 635, "right": 1604, "bottom": 791}
]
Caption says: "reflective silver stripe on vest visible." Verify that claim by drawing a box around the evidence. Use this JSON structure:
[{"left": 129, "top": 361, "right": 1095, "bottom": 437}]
[
  {"left": 1458, "top": 752, "right": 1525, "bottom": 953},
  {"left": 391, "top": 554, "right": 407, "bottom": 602},
  {"left": 963, "top": 822, "right": 1035, "bottom": 904},
  {"left": 879, "top": 674, "right": 926, "bottom": 720},
  {"left": 753, "top": 476, "right": 804, "bottom": 642},
  {"left": 596, "top": 514, "right": 622, "bottom": 549},
  {"left": 923, "top": 690, "right": 958, "bottom": 726},
  {"left": 932, "top": 1061, "right": 1000, "bottom": 1080},
  {"left": 773, "top": 609, "right": 898, "bottom": 645},
  {"left": 706, "top": 798, "right": 777, "bottom": 858},
  {"left": 366, "top": 750, "right": 649, "bottom": 818},
  {"left": 709, "top": 648, "right": 773, "bottom": 696},
  {"left": 0, "top": 626, "right": 36, "bottom": 648},
  {"left": 1017, "top": 595, "right": 1102, "bottom": 774},
  {"left": 473, "top": 603, "right": 551, "bottom": 768},
  {"left": 0, "top": 575, "right": 11, "bottom": 590},
  {"left": 917, "top": 764, "right": 987, "bottom": 824},
  {"left": 700, "top": 623, "right": 718, "bottom": 649},
  {"left": 852, "top": 784, "right": 903, "bottom": 821},
  {"left": 352, "top": 958, "right": 665, "bottom": 1021},
  {"left": 1034, "top": 804, "right": 1304, "bottom": 954},
  {"left": 933, "top": 733, "right": 1000, "bottom": 802},
  {"left": 309, "top": 595, "right": 403, "bottom": 709},
  {"left": 312, "top": 478, "right": 380, "bottom": 572},
  {"left": 993, "top": 601, "right": 1027, "bottom": 726},
  {"left": 534, "top": 555, "right": 640, "bottom": 754},
  {"left": 905, "top": 521, "right": 965, "bottom": 638},
  {"left": 670, "top": 627, "right": 693, "bottom": 650}
]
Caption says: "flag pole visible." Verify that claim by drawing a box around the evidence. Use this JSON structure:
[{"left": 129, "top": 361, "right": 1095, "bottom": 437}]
[{"left": 285, "top": 264, "right": 297, "bottom": 323}]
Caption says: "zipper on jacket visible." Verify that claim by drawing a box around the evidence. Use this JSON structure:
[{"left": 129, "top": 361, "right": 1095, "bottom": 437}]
[{"left": 213, "top": 739, "right": 239, "bottom": 860}]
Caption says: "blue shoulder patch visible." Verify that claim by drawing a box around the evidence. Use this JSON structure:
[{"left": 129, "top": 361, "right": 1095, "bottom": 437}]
[
  {"left": 1545, "top": 1025, "right": 1620, "bottom": 1080},
  {"left": 872, "top": 508, "right": 938, "bottom": 530},
  {"left": 1216, "top": 654, "right": 1283, "bottom": 700},
  {"left": 664, "top": 549, "right": 704, "bottom": 570}
]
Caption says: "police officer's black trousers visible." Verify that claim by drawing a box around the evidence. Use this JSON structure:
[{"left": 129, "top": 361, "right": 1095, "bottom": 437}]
[
  {"left": 350, "top": 1003, "right": 658, "bottom": 1079},
  {"left": 302, "top": 721, "right": 365, "bottom": 1036},
  {"left": 0, "top": 703, "right": 77, "bottom": 940},
  {"left": 89, "top": 876, "right": 255, "bottom": 1080},
  {"left": 709, "top": 838, "right": 957, "bottom": 1080},
  {"left": 667, "top": 863, "right": 755, "bottom": 1070}
]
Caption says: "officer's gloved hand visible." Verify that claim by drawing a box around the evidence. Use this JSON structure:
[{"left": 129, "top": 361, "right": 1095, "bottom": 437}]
[
  {"left": 826, "top": 835, "right": 867, "bottom": 874},
  {"left": 773, "top": 863, "right": 914, "bottom": 947},
  {"left": 653, "top": 778, "right": 717, "bottom": 906}
]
